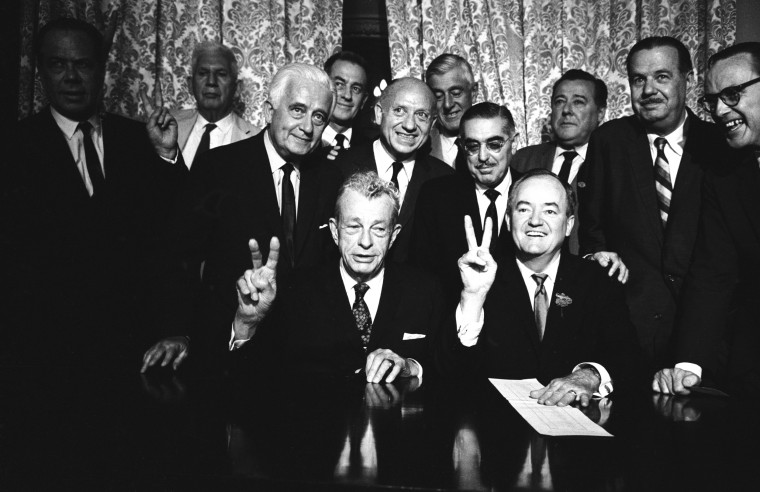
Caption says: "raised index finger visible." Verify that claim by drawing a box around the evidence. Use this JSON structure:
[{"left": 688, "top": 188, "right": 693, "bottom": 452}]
[
  {"left": 249, "top": 239, "right": 262, "bottom": 270},
  {"left": 265, "top": 236, "right": 280, "bottom": 270},
  {"left": 154, "top": 78, "right": 164, "bottom": 107},
  {"left": 139, "top": 86, "right": 154, "bottom": 115}
]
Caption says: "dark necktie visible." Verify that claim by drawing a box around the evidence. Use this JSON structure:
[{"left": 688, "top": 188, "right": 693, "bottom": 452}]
[
  {"left": 196, "top": 123, "right": 217, "bottom": 157},
  {"left": 484, "top": 188, "right": 500, "bottom": 251},
  {"left": 352, "top": 282, "right": 372, "bottom": 350},
  {"left": 391, "top": 161, "right": 404, "bottom": 191},
  {"left": 77, "top": 121, "right": 104, "bottom": 196},
  {"left": 280, "top": 163, "right": 296, "bottom": 267},
  {"left": 558, "top": 150, "right": 577, "bottom": 184},
  {"left": 532, "top": 273, "right": 548, "bottom": 340},
  {"left": 334, "top": 133, "right": 347, "bottom": 150},
  {"left": 653, "top": 137, "right": 672, "bottom": 228},
  {"left": 454, "top": 138, "right": 467, "bottom": 174}
]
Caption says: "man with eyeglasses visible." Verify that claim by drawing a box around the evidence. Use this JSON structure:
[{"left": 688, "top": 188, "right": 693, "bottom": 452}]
[
  {"left": 411, "top": 102, "right": 521, "bottom": 304},
  {"left": 335, "top": 77, "right": 453, "bottom": 263},
  {"left": 141, "top": 63, "right": 343, "bottom": 372},
  {"left": 511, "top": 69, "right": 607, "bottom": 255},
  {"left": 322, "top": 51, "right": 372, "bottom": 159},
  {"left": 578, "top": 36, "right": 727, "bottom": 372},
  {"left": 654, "top": 42, "right": 760, "bottom": 395}
]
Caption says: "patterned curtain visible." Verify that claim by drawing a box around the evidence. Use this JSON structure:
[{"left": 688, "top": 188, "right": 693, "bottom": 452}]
[
  {"left": 18, "top": 0, "right": 344, "bottom": 127},
  {"left": 386, "top": 0, "right": 736, "bottom": 147}
]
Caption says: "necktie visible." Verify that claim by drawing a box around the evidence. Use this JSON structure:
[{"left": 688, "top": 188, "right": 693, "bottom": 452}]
[
  {"left": 558, "top": 150, "right": 577, "bottom": 184},
  {"left": 352, "top": 283, "right": 372, "bottom": 349},
  {"left": 390, "top": 161, "right": 404, "bottom": 191},
  {"left": 334, "top": 133, "right": 347, "bottom": 150},
  {"left": 653, "top": 137, "right": 673, "bottom": 228},
  {"left": 281, "top": 163, "right": 296, "bottom": 267},
  {"left": 484, "top": 188, "right": 500, "bottom": 251},
  {"left": 196, "top": 123, "right": 217, "bottom": 157},
  {"left": 454, "top": 138, "right": 467, "bottom": 174},
  {"left": 532, "top": 273, "right": 548, "bottom": 340},
  {"left": 77, "top": 121, "right": 104, "bottom": 196}
]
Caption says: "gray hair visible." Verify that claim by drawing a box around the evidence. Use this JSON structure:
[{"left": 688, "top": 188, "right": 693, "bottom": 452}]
[
  {"left": 191, "top": 41, "right": 238, "bottom": 80},
  {"left": 334, "top": 171, "right": 401, "bottom": 225},
  {"left": 269, "top": 63, "right": 335, "bottom": 109},
  {"left": 425, "top": 53, "right": 475, "bottom": 85}
]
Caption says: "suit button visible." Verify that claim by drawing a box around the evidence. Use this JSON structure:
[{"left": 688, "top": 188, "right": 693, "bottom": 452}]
[
  {"left": 654, "top": 313, "right": 663, "bottom": 320},
  {"left": 577, "top": 181, "right": 586, "bottom": 188},
  {"left": 665, "top": 274, "right": 675, "bottom": 282}
]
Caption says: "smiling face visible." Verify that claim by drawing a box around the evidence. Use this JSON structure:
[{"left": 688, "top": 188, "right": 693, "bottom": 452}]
[
  {"left": 706, "top": 53, "right": 760, "bottom": 150},
  {"left": 427, "top": 67, "right": 477, "bottom": 137},
  {"left": 628, "top": 46, "right": 691, "bottom": 135},
  {"left": 506, "top": 175, "right": 574, "bottom": 267},
  {"left": 551, "top": 79, "right": 604, "bottom": 147},
  {"left": 461, "top": 116, "right": 513, "bottom": 188},
  {"left": 190, "top": 49, "right": 237, "bottom": 123},
  {"left": 38, "top": 29, "right": 104, "bottom": 121},
  {"left": 374, "top": 79, "right": 435, "bottom": 161},
  {"left": 328, "top": 59, "right": 368, "bottom": 128},
  {"left": 264, "top": 79, "right": 333, "bottom": 161},
  {"left": 330, "top": 190, "right": 401, "bottom": 283}
]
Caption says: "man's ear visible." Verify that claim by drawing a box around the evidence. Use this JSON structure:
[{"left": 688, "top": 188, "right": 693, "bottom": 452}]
[
  {"left": 505, "top": 213, "right": 512, "bottom": 232},
  {"left": 470, "top": 82, "right": 479, "bottom": 101},
  {"left": 597, "top": 106, "right": 607, "bottom": 124},
  {"left": 373, "top": 103, "right": 383, "bottom": 126},
  {"left": 565, "top": 215, "right": 576, "bottom": 237},
  {"left": 329, "top": 217, "right": 340, "bottom": 246},
  {"left": 263, "top": 100, "right": 274, "bottom": 124}
]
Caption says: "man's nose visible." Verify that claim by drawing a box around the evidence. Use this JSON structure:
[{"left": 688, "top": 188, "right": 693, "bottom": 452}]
[
  {"left": 444, "top": 92, "right": 455, "bottom": 110},
  {"left": 401, "top": 111, "right": 416, "bottom": 131},
  {"left": 358, "top": 228, "right": 373, "bottom": 248}
]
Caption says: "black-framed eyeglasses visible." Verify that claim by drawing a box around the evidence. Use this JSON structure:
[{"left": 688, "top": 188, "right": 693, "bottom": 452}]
[
  {"left": 698, "top": 76, "right": 760, "bottom": 112},
  {"left": 462, "top": 135, "right": 517, "bottom": 156}
]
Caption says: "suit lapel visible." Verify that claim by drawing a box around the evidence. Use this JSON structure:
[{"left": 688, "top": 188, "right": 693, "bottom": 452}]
[
  {"left": 294, "top": 159, "right": 319, "bottom": 261},
  {"left": 501, "top": 260, "right": 542, "bottom": 354},
  {"left": 40, "top": 110, "right": 91, "bottom": 203},
  {"left": 736, "top": 153, "right": 760, "bottom": 243},
  {"left": 627, "top": 121, "right": 664, "bottom": 245},
  {"left": 327, "top": 265, "right": 364, "bottom": 348},
  {"left": 177, "top": 112, "right": 197, "bottom": 151},
  {"left": 667, "top": 115, "right": 700, "bottom": 237},
  {"left": 398, "top": 156, "right": 428, "bottom": 227},
  {"left": 250, "top": 131, "right": 284, "bottom": 240},
  {"left": 371, "top": 265, "right": 403, "bottom": 346},
  {"left": 541, "top": 255, "right": 576, "bottom": 348}
]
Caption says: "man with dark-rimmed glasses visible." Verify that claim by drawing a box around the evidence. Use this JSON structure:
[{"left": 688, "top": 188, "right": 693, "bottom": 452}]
[{"left": 654, "top": 42, "right": 760, "bottom": 396}]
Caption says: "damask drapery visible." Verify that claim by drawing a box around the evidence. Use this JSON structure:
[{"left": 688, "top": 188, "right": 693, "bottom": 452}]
[
  {"left": 18, "top": 0, "right": 343, "bottom": 127},
  {"left": 385, "top": 0, "right": 736, "bottom": 147}
]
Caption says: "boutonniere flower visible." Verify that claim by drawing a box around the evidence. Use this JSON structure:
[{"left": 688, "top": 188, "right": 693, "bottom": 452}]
[{"left": 555, "top": 293, "right": 573, "bottom": 308}]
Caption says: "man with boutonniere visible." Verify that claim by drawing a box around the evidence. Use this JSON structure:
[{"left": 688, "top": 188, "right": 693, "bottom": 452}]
[{"left": 436, "top": 169, "right": 643, "bottom": 406}]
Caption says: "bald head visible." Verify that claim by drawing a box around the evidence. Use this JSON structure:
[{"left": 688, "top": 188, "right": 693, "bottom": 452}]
[{"left": 374, "top": 78, "right": 436, "bottom": 161}]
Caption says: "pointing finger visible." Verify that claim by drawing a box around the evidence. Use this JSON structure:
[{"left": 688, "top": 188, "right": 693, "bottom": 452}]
[{"left": 154, "top": 78, "right": 164, "bottom": 108}]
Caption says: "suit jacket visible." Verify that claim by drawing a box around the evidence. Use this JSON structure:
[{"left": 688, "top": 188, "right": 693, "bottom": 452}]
[
  {"left": 436, "top": 254, "right": 642, "bottom": 388},
  {"left": 410, "top": 171, "right": 519, "bottom": 305},
  {"left": 5, "top": 109, "right": 187, "bottom": 366},
  {"left": 173, "top": 108, "right": 260, "bottom": 153},
  {"left": 236, "top": 263, "right": 444, "bottom": 378},
  {"left": 578, "top": 110, "right": 725, "bottom": 368},
  {"left": 159, "top": 130, "right": 343, "bottom": 364},
  {"left": 334, "top": 141, "right": 455, "bottom": 263},
  {"left": 674, "top": 150, "right": 760, "bottom": 391},
  {"left": 511, "top": 142, "right": 584, "bottom": 254}
]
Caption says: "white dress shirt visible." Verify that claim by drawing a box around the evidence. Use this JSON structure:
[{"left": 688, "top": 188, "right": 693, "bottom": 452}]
[
  {"left": 439, "top": 133, "right": 458, "bottom": 167},
  {"left": 51, "top": 107, "right": 104, "bottom": 197},
  {"left": 646, "top": 111, "right": 687, "bottom": 186},
  {"left": 474, "top": 169, "right": 513, "bottom": 235},
  {"left": 373, "top": 140, "right": 414, "bottom": 206},
  {"left": 264, "top": 129, "right": 300, "bottom": 215},
  {"left": 182, "top": 112, "right": 238, "bottom": 168},
  {"left": 322, "top": 125, "right": 353, "bottom": 149},
  {"left": 551, "top": 142, "right": 589, "bottom": 184}
]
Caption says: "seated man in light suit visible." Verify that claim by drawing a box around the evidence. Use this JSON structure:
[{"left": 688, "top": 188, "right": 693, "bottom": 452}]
[
  {"left": 437, "top": 169, "right": 642, "bottom": 405},
  {"left": 173, "top": 41, "right": 260, "bottom": 169},
  {"left": 231, "top": 171, "right": 444, "bottom": 381},
  {"left": 511, "top": 69, "right": 607, "bottom": 255}
]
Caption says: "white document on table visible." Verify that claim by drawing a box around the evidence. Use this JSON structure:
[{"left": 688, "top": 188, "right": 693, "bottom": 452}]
[{"left": 489, "top": 378, "right": 612, "bottom": 437}]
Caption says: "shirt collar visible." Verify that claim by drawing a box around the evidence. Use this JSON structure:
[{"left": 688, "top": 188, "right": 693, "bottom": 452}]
[
  {"left": 646, "top": 111, "right": 687, "bottom": 157},
  {"left": 553, "top": 142, "right": 589, "bottom": 161},
  {"left": 264, "top": 129, "right": 300, "bottom": 175},
  {"left": 339, "top": 259, "right": 385, "bottom": 292},
  {"left": 474, "top": 168, "right": 512, "bottom": 196},
  {"left": 194, "top": 112, "right": 236, "bottom": 135},
  {"left": 515, "top": 252, "right": 561, "bottom": 284},
  {"left": 374, "top": 139, "right": 415, "bottom": 171},
  {"left": 440, "top": 133, "right": 458, "bottom": 151},
  {"left": 51, "top": 106, "right": 100, "bottom": 140},
  {"left": 322, "top": 125, "right": 353, "bottom": 148}
]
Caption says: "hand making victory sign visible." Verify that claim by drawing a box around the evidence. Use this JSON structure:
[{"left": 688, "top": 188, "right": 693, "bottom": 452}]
[
  {"left": 139, "top": 78, "right": 179, "bottom": 160},
  {"left": 233, "top": 237, "right": 280, "bottom": 342}
]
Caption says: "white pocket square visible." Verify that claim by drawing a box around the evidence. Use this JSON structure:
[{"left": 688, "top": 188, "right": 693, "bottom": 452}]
[
  {"left": 318, "top": 223, "right": 329, "bottom": 229},
  {"left": 403, "top": 333, "right": 426, "bottom": 340}
]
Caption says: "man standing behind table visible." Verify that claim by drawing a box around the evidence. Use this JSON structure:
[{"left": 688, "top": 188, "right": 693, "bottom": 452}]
[
  {"left": 173, "top": 41, "right": 260, "bottom": 169},
  {"left": 437, "top": 170, "right": 642, "bottom": 404},
  {"left": 654, "top": 43, "right": 760, "bottom": 395},
  {"left": 321, "top": 51, "right": 372, "bottom": 159},
  {"left": 411, "top": 102, "right": 521, "bottom": 304},
  {"left": 425, "top": 54, "right": 479, "bottom": 172},
  {"left": 579, "top": 36, "right": 727, "bottom": 371},
  {"left": 335, "top": 77, "right": 453, "bottom": 263},
  {"left": 141, "top": 63, "right": 343, "bottom": 372},
  {"left": 511, "top": 69, "right": 607, "bottom": 255},
  {"left": 4, "top": 18, "right": 184, "bottom": 367},
  {"left": 230, "top": 171, "right": 444, "bottom": 382}
]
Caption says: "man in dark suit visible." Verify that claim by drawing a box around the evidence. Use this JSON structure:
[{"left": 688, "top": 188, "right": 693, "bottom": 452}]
[
  {"left": 438, "top": 170, "right": 641, "bottom": 405},
  {"left": 141, "top": 63, "right": 344, "bottom": 371},
  {"left": 321, "top": 51, "right": 372, "bottom": 160},
  {"left": 231, "top": 171, "right": 443, "bottom": 381},
  {"left": 579, "top": 36, "right": 726, "bottom": 370},
  {"left": 411, "top": 102, "right": 521, "bottom": 304},
  {"left": 653, "top": 42, "right": 760, "bottom": 395},
  {"left": 335, "top": 77, "right": 453, "bottom": 263},
  {"left": 3, "top": 18, "right": 184, "bottom": 368},
  {"left": 511, "top": 69, "right": 607, "bottom": 255}
]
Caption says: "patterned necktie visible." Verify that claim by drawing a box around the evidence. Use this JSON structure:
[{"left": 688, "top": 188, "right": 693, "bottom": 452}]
[
  {"left": 532, "top": 273, "right": 548, "bottom": 340},
  {"left": 391, "top": 161, "right": 404, "bottom": 191},
  {"left": 196, "top": 123, "right": 217, "bottom": 157},
  {"left": 558, "top": 150, "right": 577, "bottom": 184},
  {"left": 334, "top": 133, "right": 347, "bottom": 150},
  {"left": 653, "top": 137, "right": 673, "bottom": 228},
  {"left": 484, "top": 188, "right": 500, "bottom": 251},
  {"left": 77, "top": 121, "right": 104, "bottom": 196},
  {"left": 280, "top": 163, "right": 296, "bottom": 267},
  {"left": 352, "top": 282, "right": 372, "bottom": 350}
]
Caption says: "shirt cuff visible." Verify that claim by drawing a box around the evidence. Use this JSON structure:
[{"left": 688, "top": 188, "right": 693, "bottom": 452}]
[
  {"left": 573, "top": 362, "right": 613, "bottom": 397},
  {"left": 455, "top": 304, "right": 484, "bottom": 347},
  {"left": 675, "top": 362, "right": 702, "bottom": 379},
  {"left": 407, "top": 358, "right": 423, "bottom": 382},
  {"left": 229, "top": 324, "right": 252, "bottom": 351},
  {"left": 160, "top": 148, "right": 180, "bottom": 164}
]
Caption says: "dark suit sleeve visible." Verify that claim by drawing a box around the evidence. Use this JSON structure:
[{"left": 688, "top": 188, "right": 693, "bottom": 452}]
[{"left": 578, "top": 132, "right": 609, "bottom": 255}]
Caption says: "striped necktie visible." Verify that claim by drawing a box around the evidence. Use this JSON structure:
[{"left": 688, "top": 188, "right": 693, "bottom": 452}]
[{"left": 653, "top": 137, "right": 673, "bottom": 228}]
